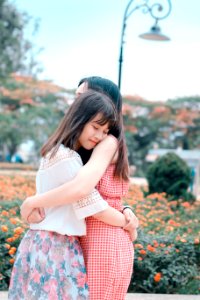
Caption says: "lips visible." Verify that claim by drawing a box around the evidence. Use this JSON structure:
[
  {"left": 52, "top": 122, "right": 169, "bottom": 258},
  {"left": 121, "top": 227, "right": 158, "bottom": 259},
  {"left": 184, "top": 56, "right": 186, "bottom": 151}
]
[{"left": 89, "top": 140, "right": 97, "bottom": 146}]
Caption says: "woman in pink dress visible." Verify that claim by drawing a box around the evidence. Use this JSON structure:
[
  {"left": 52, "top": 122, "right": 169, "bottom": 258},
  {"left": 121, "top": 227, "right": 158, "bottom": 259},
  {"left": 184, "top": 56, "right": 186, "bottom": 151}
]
[
  {"left": 77, "top": 78, "right": 136, "bottom": 299},
  {"left": 21, "top": 77, "right": 138, "bottom": 300}
]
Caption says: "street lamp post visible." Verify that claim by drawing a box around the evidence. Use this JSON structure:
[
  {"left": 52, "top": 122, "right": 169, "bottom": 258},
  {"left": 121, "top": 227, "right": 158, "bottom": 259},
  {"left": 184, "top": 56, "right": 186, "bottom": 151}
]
[{"left": 118, "top": 0, "right": 172, "bottom": 90}]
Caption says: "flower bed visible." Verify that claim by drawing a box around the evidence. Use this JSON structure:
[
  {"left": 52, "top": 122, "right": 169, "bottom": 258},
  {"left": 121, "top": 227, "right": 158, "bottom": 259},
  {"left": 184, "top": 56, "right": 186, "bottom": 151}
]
[
  {"left": 125, "top": 186, "right": 200, "bottom": 294},
  {"left": 0, "top": 200, "right": 28, "bottom": 290},
  {"left": 0, "top": 175, "right": 35, "bottom": 201},
  {"left": 0, "top": 175, "right": 199, "bottom": 293}
]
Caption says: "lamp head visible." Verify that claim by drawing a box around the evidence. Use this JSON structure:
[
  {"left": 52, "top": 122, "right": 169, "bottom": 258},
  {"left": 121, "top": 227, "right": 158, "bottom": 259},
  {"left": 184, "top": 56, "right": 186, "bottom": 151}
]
[{"left": 139, "top": 24, "right": 170, "bottom": 41}]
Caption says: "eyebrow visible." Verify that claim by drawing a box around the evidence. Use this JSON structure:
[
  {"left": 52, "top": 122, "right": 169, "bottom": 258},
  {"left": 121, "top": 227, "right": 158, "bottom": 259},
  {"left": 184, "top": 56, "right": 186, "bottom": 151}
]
[{"left": 92, "top": 120, "right": 109, "bottom": 128}]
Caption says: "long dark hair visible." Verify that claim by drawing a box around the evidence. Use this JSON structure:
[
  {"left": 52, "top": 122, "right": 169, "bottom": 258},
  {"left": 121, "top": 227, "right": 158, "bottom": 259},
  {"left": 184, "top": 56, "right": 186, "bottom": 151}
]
[
  {"left": 78, "top": 76, "right": 122, "bottom": 112},
  {"left": 78, "top": 76, "right": 129, "bottom": 181},
  {"left": 41, "top": 90, "right": 117, "bottom": 157}
]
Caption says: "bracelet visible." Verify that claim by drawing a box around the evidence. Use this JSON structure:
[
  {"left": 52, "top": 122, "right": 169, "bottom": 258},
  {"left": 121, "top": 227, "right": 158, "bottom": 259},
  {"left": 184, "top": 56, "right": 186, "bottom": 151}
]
[{"left": 122, "top": 205, "right": 133, "bottom": 213}]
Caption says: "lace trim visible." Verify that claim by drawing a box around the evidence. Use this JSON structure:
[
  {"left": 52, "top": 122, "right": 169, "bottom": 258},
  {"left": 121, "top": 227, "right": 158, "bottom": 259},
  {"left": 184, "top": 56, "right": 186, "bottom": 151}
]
[
  {"left": 40, "top": 145, "right": 81, "bottom": 170},
  {"left": 73, "top": 189, "right": 102, "bottom": 209}
]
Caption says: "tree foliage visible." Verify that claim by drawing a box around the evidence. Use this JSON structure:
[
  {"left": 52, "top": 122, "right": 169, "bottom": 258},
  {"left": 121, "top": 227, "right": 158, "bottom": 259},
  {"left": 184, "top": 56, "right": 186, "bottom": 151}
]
[
  {"left": 0, "top": 0, "right": 39, "bottom": 80},
  {"left": 0, "top": 75, "right": 70, "bottom": 160},
  {"left": 0, "top": 95, "right": 65, "bottom": 157},
  {"left": 123, "top": 96, "right": 200, "bottom": 176}
]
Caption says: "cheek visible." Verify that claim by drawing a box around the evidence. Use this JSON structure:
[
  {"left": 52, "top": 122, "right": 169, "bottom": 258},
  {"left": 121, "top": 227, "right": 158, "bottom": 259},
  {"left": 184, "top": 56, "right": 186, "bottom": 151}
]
[
  {"left": 78, "top": 128, "right": 86, "bottom": 143},
  {"left": 86, "top": 127, "right": 95, "bottom": 138},
  {"left": 80, "top": 126, "right": 92, "bottom": 142}
]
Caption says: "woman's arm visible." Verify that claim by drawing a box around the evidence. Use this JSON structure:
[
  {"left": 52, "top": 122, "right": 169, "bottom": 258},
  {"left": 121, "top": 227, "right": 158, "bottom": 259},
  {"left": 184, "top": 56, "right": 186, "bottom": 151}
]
[
  {"left": 94, "top": 207, "right": 126, "bottom": 227},
  {"left": 23, "top": 135, "right": 118, "bottom": 210},
  {"left": 20, "top": 135, "right": 138, "bottom": 234}
]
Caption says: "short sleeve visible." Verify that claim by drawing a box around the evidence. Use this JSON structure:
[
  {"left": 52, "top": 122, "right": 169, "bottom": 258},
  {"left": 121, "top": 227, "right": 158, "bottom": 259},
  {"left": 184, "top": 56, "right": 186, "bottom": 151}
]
[
  {"left": 72, "top": 189, "right": 108, "bottom": 220},
  {"left": 36, "top": 145, "right": 83, "bottom": 194}
]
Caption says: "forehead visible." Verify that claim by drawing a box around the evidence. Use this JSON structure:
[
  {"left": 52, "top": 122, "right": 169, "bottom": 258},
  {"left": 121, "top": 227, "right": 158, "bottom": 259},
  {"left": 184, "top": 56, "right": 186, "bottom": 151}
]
[
  {"left": 91, "top": 113, "right": 109, "bottom": 128},
  {"left": 76, "top": 82, "right": 88, "bottom": 97},
  {"left": 91, "top": 113, "right": 103, "bottom": 122}
]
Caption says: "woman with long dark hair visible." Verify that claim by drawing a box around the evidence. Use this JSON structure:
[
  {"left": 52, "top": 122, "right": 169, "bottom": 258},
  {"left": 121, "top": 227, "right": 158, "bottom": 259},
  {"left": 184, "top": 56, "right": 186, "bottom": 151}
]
[
  {"left": 9, "top": 90, "right": 131, "bottom": 299},
  {"left": 21, "top": 77, "right": 138, "bottom": 300}
]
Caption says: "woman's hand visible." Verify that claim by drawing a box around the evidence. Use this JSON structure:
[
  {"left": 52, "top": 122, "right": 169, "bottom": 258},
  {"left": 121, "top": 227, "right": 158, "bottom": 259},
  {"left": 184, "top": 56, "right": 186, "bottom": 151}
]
[
  {"left": 123, "top": 208, "right": 139, "bottom": 229},
  {"left": 20, "top": 195, "right": 42, "bottom": 222},
  {"left": 20, "top": 197, "right": 34, "bottom": 222},
  {"left": 123, "top": 208, "right": 139, "bottom": 241},
  {"left": 129, "top": 228, "right": 138, "bottom": 242},
  {"left": 27, "top": 208, "right": 45, "bottom": 224}
]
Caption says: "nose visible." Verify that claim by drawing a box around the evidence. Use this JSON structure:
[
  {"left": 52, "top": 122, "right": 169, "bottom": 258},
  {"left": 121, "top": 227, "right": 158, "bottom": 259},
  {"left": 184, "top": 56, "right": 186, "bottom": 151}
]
[{"left": 94, "top": 130, "right": 104, "bottom": 142}]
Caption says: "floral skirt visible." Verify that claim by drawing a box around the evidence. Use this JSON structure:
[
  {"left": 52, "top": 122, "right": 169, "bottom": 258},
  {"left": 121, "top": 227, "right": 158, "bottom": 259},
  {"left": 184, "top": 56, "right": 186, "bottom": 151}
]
[{"left": 8, "top": 230, "right": 89, "bottom": 300}]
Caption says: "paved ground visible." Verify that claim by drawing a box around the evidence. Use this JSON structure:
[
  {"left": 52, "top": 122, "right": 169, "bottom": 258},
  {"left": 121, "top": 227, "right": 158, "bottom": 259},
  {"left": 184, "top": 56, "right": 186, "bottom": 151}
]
[
  {"left": 1, "top": 292, "right": 200, "bottom": 300},
  {"left": 126, "top": 294, "right": 200, "bottom": 300}
]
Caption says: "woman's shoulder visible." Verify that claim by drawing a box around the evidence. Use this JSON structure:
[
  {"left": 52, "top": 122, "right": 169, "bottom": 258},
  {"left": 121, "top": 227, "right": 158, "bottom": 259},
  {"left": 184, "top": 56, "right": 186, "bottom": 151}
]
[
  {"left": 57, "top": 144, "right": 80, "bottom": 159},
  {"left": 106, "top": 135, "right": 118, "bottom": 164},
  {"left": 92, "top": 134, "right": 118, "bottom": 158},
  {"left": 39, "top": 144, "right": 82, "bottom": 170}
]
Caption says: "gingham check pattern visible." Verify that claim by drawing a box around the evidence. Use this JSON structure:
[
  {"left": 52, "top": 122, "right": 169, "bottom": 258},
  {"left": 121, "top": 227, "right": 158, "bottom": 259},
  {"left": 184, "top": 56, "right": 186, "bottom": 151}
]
[{"left": 80, "top": 165, "right": 134, "bottom": 300}]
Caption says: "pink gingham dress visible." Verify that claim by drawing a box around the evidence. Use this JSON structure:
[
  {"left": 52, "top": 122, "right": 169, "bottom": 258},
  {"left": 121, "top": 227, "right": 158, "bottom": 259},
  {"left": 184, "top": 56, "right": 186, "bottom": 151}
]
[{"left": 80, "top": 164, "right": 134, "bottom": 300}]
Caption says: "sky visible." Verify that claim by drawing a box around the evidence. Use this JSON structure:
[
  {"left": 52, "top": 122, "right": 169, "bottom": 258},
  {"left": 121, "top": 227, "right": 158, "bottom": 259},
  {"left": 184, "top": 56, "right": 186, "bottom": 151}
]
[{"left": 15, "top": 0, "right": 200, "bottom": 101}]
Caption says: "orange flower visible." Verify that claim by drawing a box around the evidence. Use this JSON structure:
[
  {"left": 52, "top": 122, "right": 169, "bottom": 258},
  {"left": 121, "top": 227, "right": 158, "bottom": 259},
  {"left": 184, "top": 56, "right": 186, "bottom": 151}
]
[
  {"left": 194, "top": 238, "right": 200, "bottom": 245},
  {"left": 181, "top": 202, "right": 190, "bottom": 208},
  {"left": 153, "top": 240, "right": 159, "bottom": 247},
  {"left": 13, "top": 233, "right": 20, "bottom": 239},
  {"left": 1, "top": 225, "right": 8, "bottom": 232},
  {"left": 168, "top": 219, "right": 176, "bottom": 225},
  {"left": 14, "top": 227, "right": 24, "bottom": 235},
  {"left": 1, "top": 210, "right": 9, "bottom": 217},
  {"left": 180, "top": 238, "right": 187, "bottom": 243},
  {"left": 9, "top": 258, "right": 15, "bottom": 264},
  {"left": 9, "top": 209, "right": 17, "bottom": 215},
  {"left": 4, "top": 243, "right": 11, "bottom": 249},
  {"left": 137, "top": 257, "right": 143, "bottom": 261},
  {"left": 10, "top": 218, "right": 17, "bottom": 225},
  {"left": 166, "top": 226, "right": 174, "bottom": 232},
  {"left": 134, "top": 243, "right": 143, "bottom": 249},
  {"left": 9, "top": 249, "right": 15, "bottom": 255},
  {"left": 154, "top": 272, "right": 162, "bottom": 282},
  {"left": 147, "top": 245, "right": 155, "bottom": 252},
  {"left": 6, "top": 237, "right": 14, "bottom": 243},
  {"left": 139, "top": 249, "right": 146, "bottom": 255},
  {"left": 168, "top": 219, "right": 180, "bottom": 227}
]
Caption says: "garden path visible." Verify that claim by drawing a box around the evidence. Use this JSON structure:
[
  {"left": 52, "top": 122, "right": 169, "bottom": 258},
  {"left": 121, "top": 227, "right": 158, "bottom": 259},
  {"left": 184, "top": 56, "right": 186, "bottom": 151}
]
[{"left": 0, "top": 292, "right": 200, "bottom": 300}]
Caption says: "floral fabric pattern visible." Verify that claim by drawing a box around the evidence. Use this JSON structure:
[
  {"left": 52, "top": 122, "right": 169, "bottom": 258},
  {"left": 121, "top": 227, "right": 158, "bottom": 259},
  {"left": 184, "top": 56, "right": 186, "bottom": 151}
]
[{"left": 8, "top": 230, "right": 88, "bottom": 300}]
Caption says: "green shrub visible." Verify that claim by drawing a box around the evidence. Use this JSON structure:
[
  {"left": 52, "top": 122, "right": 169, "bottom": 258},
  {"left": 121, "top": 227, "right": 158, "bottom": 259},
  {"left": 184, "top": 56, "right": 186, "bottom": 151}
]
[
  {"left": 146, "top": 152, "right": 195, "bottom": 202},
  {"left": 129, "top": 231, "right": 200, "bottom": 294}
]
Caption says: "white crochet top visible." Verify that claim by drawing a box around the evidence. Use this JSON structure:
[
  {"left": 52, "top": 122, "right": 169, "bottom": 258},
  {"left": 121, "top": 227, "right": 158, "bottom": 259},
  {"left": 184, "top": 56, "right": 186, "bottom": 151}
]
[{"left": 30, "top": 144, "right": 108, "bottom": 235}]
